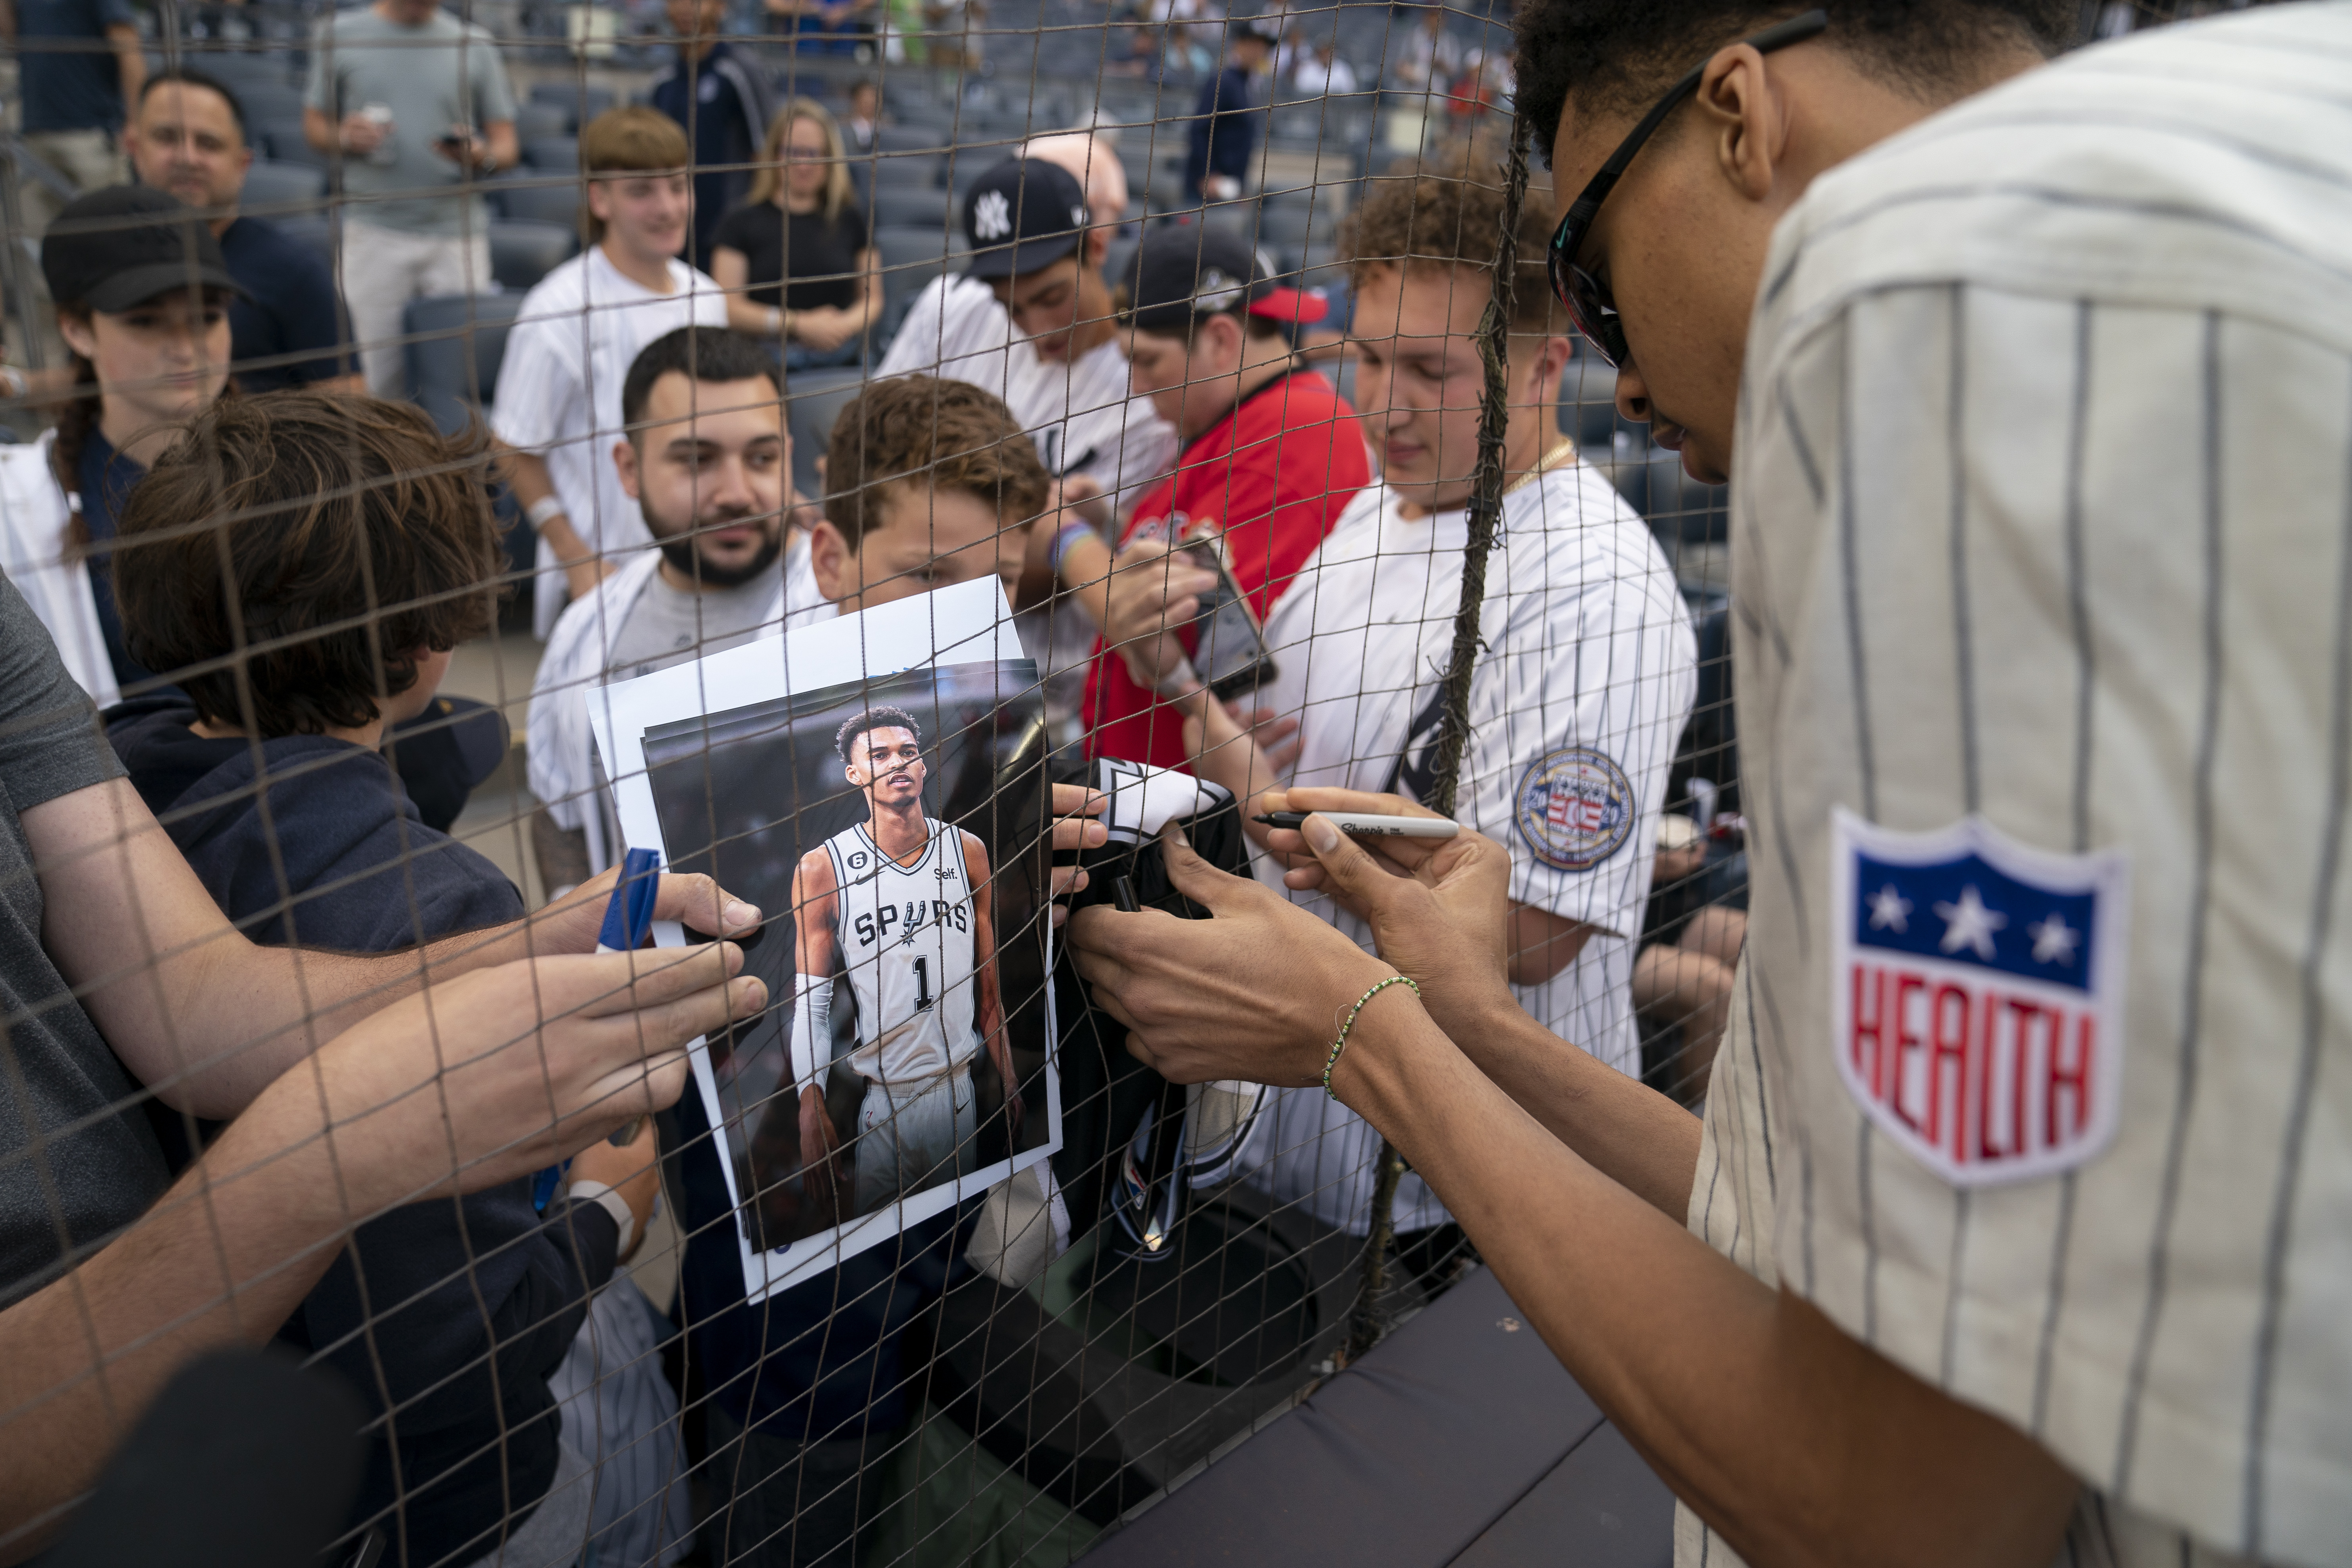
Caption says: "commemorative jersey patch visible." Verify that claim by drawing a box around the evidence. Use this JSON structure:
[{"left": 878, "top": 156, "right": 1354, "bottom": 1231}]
[
  {"left": 1514, "top": 747, "right": 1634, "bottom": 871},
  {"left": 1830, "top": 809, "right": 2130, "bottom": 1187}
]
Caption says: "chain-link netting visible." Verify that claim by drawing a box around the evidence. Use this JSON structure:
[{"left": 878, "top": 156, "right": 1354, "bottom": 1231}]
[{"left": 0, "top": 0, "right": 2287, "bottom": 1563}]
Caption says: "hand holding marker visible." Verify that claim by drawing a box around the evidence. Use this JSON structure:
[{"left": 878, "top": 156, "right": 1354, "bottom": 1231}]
[
  {"left": 1252, "top": 812, "right": 1460, "bottom": 840},
  {"left": 533, "top": 847, "right": 666, "bottom": 1210}
]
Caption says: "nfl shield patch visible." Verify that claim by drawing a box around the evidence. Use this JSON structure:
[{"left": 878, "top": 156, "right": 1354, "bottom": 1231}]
[{"left": 1829, "top": 809, "right": 2130, "bottom": 1187}]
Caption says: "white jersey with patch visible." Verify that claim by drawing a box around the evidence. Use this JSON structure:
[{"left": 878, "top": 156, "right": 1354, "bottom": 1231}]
[
  {"left": 823, "top": 818, "right": 980, "bottom": 1085},
  {"left": 1240, "top": 459, "right": 1695, "bottom": 1234},
  {"left": 1689, "top": 10, "right": 2352, "bottom": 1564}
]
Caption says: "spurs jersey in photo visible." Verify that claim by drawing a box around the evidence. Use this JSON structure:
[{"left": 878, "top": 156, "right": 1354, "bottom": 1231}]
[{"left": 823, "top": 818, "right": 979, "bottom": 1085}]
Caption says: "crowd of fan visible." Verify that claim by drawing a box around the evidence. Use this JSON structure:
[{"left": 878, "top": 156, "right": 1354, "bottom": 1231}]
[{"left": 0, "top": 2, "right": 1747, "bottom": 1563}]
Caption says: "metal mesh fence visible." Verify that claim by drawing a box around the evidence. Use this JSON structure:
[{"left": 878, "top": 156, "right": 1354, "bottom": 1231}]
[{"left": 0, "top": 0, "right": 2273, "bottom": 1563}]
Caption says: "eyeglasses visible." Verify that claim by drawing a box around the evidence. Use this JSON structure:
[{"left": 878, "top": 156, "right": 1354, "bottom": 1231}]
[{"left": 1545, "top": 8, "right": 1828, "bottom": 368}]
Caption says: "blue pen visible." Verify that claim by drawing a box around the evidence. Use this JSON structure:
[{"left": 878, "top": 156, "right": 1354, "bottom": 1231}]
[{"left": 534, "top": 848, "right": 665, "bottom": 1211}]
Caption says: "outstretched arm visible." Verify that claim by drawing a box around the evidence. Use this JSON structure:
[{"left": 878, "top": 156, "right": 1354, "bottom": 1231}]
[
  {"left": 27, "top": 779, "right": 761, "bottom": 1122},
  {"left": 787, "top": 852, "right": 847, "bottom": 1214},
  {"left": 1066, "top": 827, "right": 2078, "bottom": 1568}
]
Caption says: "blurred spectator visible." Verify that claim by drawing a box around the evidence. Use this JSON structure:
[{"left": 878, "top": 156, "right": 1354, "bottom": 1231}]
[
  {"left": 302, "top": 0, "right": 518, "bottom": 395},
  {"left": 1630, "top": 814, "right": 1747, "bottom": 1104},
  {"left": 879, "top": 0, "right": 927, "bottom": 62},
  {"left": 0, "top": 188, "right": 235, "bottom": 707},
  {"left": 711, "top": 100, "right": 880, "bottom": 370},
  {"left": 1395, "top": 4, "right": 1464, "bottom": 95},
  {"left": 928, "top": 0, "right": 988, "bottom": 73},
  {"left": 124, "top": 70, "right": 364, "bottom": 394},
  {"left": 1291, "top": 36, "right": 1357, "bottom": 95},
  {"left": 873, "top": 149, "right": 1177, "bottom": 739},
  {"left": 1178, "top": 168, "right": 1694, "bottom": 1246},
  {"left": 529, "top": 327, "right": 825, "bottom": 887},
  {"left": 494, "top": 108, "right": 727, "bottom": 640},
  {"left": 651, "top": 0, "right": 779, "bottom": 266},
  {"left": 105, "top": 391, "right": 674, "bottom": 1566},
  {"left": 843, "top": 78, "right": 882, "bottom": 151},
  {"left": 1187, "top": 19, "right": 1275, "bottom": 203},
  {"left": 1066, "top": 226, "right": 1367, "bottom": 772},
  {"left": 0, "top": 0, "right": 143, "bottom": 232},
  {"left": 766, "top": 0, "right": 876, "bottom": 55},
  {"left": 876, "top": 147, "right": 1172, "bottom": 511}
]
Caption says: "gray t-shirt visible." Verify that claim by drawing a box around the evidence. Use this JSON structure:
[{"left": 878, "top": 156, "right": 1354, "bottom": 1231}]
[
  {"left": 303, "top": 5, "right": 517, "bottom": 237},
  {"left": 0, "top": 575, "right": 168, "bottom": 1308},
  {"left": 606, "top": 570, "right": 781, "bottom": 681}
]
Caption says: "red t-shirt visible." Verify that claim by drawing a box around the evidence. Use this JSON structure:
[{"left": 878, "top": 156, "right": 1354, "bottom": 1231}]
[{"left": 1082, "top": 369, "right": 1371, "bottom": 770}]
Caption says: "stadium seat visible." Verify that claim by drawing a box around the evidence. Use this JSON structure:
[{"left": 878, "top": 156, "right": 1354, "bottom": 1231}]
[
  {"left": 489, "top": 220, "right": 578, "bottom": 291},
  {"left": 254, "top": 118, "right": 328, "bottom": 172},
  {"left": 402, "top": 293, "right": 526, "bottom": 433},
  {"left": 870, "top": 186, "right": 951, "bottom": 231},
  {"left": 239, "top": 159, "right": 327, "bottom": 215},
  {"left": 787, "top": 369, "right": 866, "bottom": 501},
  {"left": 231, "top": 87, "right": 306, "bottom": 133},
  {"left": 514, "top": 101, "right": 572, "bottom": 141},
  {"left": 867, "top": 155, "right": 941, "bottom": 190},
  {"left": 522, "top": 136, "right": 580, "bottom": 172},
  {"left": 1558, "top": 350, "right": 1625, "bottom": 449},
  {"left": 527, "top": 80, "right": 614, "bottom": 130},
  {"left": 489, "top": 174, "right": 582, "bottom": 230},
  {"left": 875, "top": 124, "right": 943, "bottom": 154}
]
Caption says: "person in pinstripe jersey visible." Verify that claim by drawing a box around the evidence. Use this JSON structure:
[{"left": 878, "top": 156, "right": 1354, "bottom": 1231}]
[{"left": 1071, "top": 4, "right": 2352, "bottom": 1566}]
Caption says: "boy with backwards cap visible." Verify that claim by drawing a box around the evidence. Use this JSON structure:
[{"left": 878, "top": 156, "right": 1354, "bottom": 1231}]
[{"left": 1058, "top": 225, "right": 1370, "bottom": 773}]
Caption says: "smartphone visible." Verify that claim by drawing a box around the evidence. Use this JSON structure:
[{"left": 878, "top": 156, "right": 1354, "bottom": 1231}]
[{"left": 1178, "top": 540, "right": 1277, "bottom": 700}]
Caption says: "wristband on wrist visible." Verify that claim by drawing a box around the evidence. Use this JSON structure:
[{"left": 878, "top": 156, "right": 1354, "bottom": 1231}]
[
  {"left": 566, "top": 1178, "right": 638, "bottom": 1258},
  {"left": 769, "top": 306, "right": 785, "bottom": 335},
  {"left": 526, "top": 494, "right": 568, "bottom": 530},
  {"left": 1323, "top": 975, "right": 1419, "bottom": 1100},
  {"left": 1047, "top": 519, "right": 1096, "bottom": 575}
]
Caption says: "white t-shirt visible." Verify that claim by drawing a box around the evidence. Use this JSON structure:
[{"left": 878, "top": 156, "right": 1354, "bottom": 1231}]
[
  {"left": 492, "top": 247, "right": 729, "bottom": 638},
  {"left": 1690, "top": 10, "right": 2352, "bottom": 1564},
  {"left": 874, "top": 274, "right": 1177, "bottom": 512},
  {"left": 1240, "top": 458, "right": 1696, "bottom": 1234}
]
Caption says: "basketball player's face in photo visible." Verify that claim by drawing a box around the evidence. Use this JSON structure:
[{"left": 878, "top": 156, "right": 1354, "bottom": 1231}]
[
  {"left": 848, "top": 728, "right": 926, "bottom": 810},
  {"left": 617, "top": 370, "right": 789, "bottom": 586}
]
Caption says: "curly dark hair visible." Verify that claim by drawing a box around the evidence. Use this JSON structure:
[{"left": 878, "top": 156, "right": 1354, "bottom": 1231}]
[
  {"left": 835, "top": 705, "right": 924, "bottom": 765},
  {"left": 112, "top": 391, "right": 503, "bottom": 736},
  {"left": 1514, "top": 1, "right": 2078, "bottom": 169},
  {"left": 823, "top": 375, "right": 1052, "bottom": 546}
]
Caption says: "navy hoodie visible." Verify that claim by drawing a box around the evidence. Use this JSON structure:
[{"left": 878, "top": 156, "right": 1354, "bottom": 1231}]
[{"left": 106, "top": 696, "right": 618, "bottom": 1565}]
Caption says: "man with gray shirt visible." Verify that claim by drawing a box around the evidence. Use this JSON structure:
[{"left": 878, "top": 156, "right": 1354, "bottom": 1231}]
[
  {"left": 302, "top": 0, "right": 518, "bottom": 393},
  {"left": 529, "top": 329, "right": 828, "bottom": 890}
]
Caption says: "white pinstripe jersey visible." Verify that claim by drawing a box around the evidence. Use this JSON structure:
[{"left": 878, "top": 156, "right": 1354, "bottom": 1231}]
[
  {"left": 1242, "top": 462, "right": 1695, "bottom": 1235},
  {"left": 1691, "top": 10, "right": 2352, "bottom": 1565}
]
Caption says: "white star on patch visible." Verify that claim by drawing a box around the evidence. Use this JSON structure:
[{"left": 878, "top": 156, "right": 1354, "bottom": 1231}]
[
  {"left": 1933, "top": 885, "right": 2007, "bottom": 961},
  {"left": 1866, "top": 883, "right": 1912, "bottom": 933},
  {"left": 2028, "top": 913, "right": 2080, "bottom": 966},
  {"left": 973, "top": 189, "right": 1012, "bottom": 241}
]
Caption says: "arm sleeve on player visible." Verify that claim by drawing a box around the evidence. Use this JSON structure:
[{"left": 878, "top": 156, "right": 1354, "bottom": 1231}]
[{"left": 789, "top": 971, "right": 832, "bottom": 1097}]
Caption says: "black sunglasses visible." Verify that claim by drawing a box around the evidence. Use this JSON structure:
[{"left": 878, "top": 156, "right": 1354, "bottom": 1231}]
[{"left": 1545, "top": 9, "right": 1830, "bottom": 367}]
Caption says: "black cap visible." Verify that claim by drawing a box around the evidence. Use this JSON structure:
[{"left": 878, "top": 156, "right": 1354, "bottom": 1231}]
[
  {"left": 1232, "top": 16, "right": 1280, "bottom": 43},
  {"left": 961, "top": 158, "right": 1093, "bottom": 281},
  {"left": 40, "top": 186, "right": 247, "bottom": 314},
  {"left": 1122, "top": 225, "right": 1328, "bottom": 335}
]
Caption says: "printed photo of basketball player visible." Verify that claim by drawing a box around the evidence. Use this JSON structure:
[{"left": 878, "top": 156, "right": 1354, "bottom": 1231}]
[
  {"left": 635, "top": 657, "right": 1056, "bottom": 1270},
  {"left": 786, "top": 705, "right": 1021, "bottom": 1221}
]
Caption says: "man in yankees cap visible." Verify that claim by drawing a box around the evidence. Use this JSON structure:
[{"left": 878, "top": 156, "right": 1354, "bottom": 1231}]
[{"left": 1072, "top": 3, "right": 2352, "bottom": 1565}]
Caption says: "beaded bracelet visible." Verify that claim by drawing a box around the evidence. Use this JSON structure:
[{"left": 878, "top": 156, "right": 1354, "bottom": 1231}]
[
  {"left": 1323, "top": 975, "right": 1420, "bottom": 1100},
  {"left": 1047, "top": 519, "right": 1097, "bottom": 575}
]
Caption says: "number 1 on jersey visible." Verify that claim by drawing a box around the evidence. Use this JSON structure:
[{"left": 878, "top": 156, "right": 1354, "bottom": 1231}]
[{"left": 914, "top": 955, "right": 931, "bottom": 1010}]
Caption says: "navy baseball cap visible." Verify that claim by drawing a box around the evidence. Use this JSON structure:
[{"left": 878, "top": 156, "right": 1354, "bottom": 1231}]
[
  {"left": 1121, "top": 225, "right": 1327, "bottom": 335},
  {"left": 41, "top": 186, "right": 246, "bottom": 314},
  {"left": 962, "top": 158, "right": 1093, "bottom": 281}
]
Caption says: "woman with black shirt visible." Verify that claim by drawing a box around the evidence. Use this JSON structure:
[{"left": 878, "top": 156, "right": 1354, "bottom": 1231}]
[{"left": 710, "top": 98, "right": 880, "bottom": 369}]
